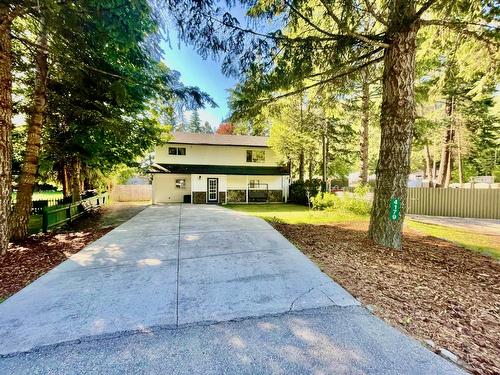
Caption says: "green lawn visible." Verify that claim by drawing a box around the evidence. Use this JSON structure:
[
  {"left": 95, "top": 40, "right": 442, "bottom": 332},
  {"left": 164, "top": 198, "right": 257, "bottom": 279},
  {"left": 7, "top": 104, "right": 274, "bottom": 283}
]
[
  {"left": 12, "top": 191, "right": 63, "bottom": 202},
  {"left": 406, "top": 220, "right": 500, "bottom": 259},
  {"left": 226, "top": 203, "right": 368, "bottom": 224},
  {"left": 227, "top": 203, "right": 500, "bottom": 259}
]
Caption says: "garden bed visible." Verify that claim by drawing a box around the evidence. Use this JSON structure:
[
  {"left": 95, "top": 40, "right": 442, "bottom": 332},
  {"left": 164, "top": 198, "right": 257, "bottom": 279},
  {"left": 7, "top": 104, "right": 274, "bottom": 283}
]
[{"left": 273, "top": 222, "right": 499, "bottom": 375}]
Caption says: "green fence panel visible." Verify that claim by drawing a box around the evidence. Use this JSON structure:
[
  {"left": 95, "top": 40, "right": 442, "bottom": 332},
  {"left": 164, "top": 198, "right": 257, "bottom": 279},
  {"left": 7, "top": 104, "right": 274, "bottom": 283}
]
[{"left": 42, "top": 192, "right": 109, "bottom": 232}]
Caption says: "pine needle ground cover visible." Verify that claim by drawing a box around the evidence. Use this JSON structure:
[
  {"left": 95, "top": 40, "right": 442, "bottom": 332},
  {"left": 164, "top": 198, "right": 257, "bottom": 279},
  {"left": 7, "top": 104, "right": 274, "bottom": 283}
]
[
  {"left": 229, "top": 204, "right": 499, "bottom": 375},
  {"left": 275, "top": 222, "right": 499, "bottom": 375}
]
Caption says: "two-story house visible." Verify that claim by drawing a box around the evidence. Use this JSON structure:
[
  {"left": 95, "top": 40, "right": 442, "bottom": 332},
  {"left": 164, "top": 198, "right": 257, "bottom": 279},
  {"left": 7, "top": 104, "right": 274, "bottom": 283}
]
[{"left": 150, "top": 132, "right": 290, "bottom": 204}]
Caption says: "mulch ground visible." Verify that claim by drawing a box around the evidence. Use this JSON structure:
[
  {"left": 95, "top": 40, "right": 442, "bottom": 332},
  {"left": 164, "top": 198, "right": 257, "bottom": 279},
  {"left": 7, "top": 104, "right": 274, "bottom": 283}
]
[
  {"left": 273, "top": 222, "right": 500, "bottom": 375},
  {"left": 0, "top": 228, "right": 112, "bottom": 299},
  {"left": 0, "top": 203, "right": 147, "bottom": 300}
]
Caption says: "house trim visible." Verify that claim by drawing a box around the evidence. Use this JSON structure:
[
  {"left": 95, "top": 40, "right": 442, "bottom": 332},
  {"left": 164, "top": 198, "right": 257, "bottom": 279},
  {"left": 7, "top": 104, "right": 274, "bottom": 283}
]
[{"left": 151, "top": 163, "right": 289, "bottom": 176}]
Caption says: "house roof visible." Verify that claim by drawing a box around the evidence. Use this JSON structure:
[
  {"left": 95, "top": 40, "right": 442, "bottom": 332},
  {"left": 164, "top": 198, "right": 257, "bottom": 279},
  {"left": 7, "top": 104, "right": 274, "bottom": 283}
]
[
  {"left": 169, "top": 132, "right": 269, "bottom": 147},
  {"left": 150, "top": 163, "right": 289, "bottom": 176}
]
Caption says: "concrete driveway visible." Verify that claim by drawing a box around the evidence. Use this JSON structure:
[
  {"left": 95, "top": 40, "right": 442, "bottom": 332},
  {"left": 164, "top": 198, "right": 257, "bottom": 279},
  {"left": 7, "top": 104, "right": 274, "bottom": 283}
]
[{"left": 0, "top": 205, "right": 465, "bottom": 374}]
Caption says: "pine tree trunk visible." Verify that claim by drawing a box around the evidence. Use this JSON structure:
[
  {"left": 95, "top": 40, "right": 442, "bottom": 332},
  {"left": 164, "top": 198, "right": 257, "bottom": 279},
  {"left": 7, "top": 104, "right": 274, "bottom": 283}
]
[
  {"left": 368, "top": 1, "right": 418, "bottom": 250},
  {"left": 60, "top": 163, "right": 70, "bottom": 198},
  {"left": 359, "top": 69, "right": 370, "bottom": 185},
  {"left": 457, "top": 125, "right": 463, "bottom": 184},
  {"left": 308, "top": 153, "right": 313, "bottom": 181},
  {"left": 11, "top": 27, "right": 48, "bottom": 240},
  {"left": 424, "top": 144, "right": 432, "bottom": 181},
  {"left": 71, "top": 158, "right": 81, "bottom": 202},
  {"left": 436, "top": 97, "right": 454, "bottom": 186},
  {"left": 322, "top": 129, "right": 327, "bottom": 191},
  {"left": 0, "top": 9, "right": 14, "bottom": 254},
  {"left": 444, "top": 153, "right": 453, "bottom": 188},
  {"left": 298, "top": 151, "right": 305, "bottom": 181}
]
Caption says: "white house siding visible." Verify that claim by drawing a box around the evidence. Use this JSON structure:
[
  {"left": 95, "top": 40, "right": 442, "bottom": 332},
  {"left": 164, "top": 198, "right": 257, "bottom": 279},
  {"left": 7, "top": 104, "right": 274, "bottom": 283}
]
[
  {"left": 152, "top": 174, "right": 191, "bottom": 203},
  {"left": 156, "top": 144, "right": 280, "bottom": 167}
]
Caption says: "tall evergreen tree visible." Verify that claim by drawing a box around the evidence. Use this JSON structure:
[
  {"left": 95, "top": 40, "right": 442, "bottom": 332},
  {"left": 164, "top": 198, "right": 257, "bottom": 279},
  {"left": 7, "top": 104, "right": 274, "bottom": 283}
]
[
  {"left": 188, "top": 110, "right": 202, "bottom": 133},
  {"left": 165, "top": 0, "right": 497, "bottom": 249},
  {"left": 202, "top": 121, "right": 213, "bottom": 133}
]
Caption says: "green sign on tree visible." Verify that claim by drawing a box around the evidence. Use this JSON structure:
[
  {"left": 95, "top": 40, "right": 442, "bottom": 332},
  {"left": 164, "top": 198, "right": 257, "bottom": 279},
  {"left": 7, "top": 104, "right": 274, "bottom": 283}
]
[{"left": 389, "top": 198, "right": 400, "bottom": 221}]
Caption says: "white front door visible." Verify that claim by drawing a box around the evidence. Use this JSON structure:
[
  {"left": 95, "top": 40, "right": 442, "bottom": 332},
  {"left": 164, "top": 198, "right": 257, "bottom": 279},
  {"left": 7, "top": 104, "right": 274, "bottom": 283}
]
[{"left": 207, "top": 178, "right": 218, "bottom": 203}]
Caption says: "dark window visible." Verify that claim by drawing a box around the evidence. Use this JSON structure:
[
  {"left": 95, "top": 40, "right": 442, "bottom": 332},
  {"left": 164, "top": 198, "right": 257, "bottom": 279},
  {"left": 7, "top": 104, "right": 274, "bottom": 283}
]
[
  {"left": 246, "top": 150, "right": 265, "bottom": 163},
  {"left": 169, "top": 147, "right": 186, "bottom": 156}
]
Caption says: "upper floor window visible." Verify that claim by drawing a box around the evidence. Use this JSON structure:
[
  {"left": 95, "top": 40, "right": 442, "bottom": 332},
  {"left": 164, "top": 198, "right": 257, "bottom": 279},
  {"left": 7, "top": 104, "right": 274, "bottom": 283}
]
[
  {"left": 169, "top": 147, "right": 186, "bottom": 156},
  {"left": 246, "top": 150, "right": 265, "bottom": 163}
]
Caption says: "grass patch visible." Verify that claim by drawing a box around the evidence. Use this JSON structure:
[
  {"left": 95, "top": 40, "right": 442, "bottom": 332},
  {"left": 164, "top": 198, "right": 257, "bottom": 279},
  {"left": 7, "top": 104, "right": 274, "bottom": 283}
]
[
  {"left": 225, "top": 203, "right": 368, "bottom": 224},
  {"left": 406, "top": 220, "right": 500, "bottom": 259},
  {"left": 12, "top": 191, "right": 63, "bottom": 202},
  {"left": 227, "top": 203, "right": 499, "bottom": 259}
]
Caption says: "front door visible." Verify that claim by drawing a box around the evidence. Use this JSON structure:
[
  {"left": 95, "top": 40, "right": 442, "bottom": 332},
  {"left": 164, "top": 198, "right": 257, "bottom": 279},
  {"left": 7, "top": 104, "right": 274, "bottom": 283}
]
[{"left": 207, "top": 178, "right": 218, "bottom": 203}]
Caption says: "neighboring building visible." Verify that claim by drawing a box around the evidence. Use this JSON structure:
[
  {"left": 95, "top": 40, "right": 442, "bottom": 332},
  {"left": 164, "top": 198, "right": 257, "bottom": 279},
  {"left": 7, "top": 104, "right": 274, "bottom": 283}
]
[
  {"left": 125, "top": 176, "right": 150, "bottom": 185},
  {"left": 348, "top": 170, "right": 425, "bottom": 187},
  {"left": 150, "top": 132, "right": 290, "bottom": 204}
]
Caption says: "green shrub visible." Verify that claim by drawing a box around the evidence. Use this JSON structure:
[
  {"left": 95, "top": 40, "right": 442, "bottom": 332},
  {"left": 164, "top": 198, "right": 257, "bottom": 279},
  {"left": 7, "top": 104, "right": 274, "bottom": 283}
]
[
  {"left": 311, "top": 192, "right": 339, "bottom": 210},
  {"left": 311, "top": 191, "right": 372, "bottom": 216},
  {"left": 289, "top": 179, "right": 321, "bottom": 205}
]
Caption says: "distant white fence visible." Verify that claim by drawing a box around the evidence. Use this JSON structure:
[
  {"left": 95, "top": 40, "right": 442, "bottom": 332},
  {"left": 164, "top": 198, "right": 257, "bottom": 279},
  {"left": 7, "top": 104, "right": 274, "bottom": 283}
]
[
  {"left": 111, "top": 185, "right": 152, "bottom": 202},
  {"left": 407, "top": 188, "right": 500, "bottom": 219}
]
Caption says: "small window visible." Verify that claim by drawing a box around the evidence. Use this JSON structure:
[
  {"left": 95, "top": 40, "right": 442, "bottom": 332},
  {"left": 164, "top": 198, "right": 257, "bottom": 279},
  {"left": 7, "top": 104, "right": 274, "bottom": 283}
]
[
  {"left": 246, "top": 150, "right": 265, "bottom": 163},
  {"left": 169, "top": 147, "right": 186, "bottom": 156},
  {"left": 175, "top": 179, "right": 186, "bottom": 189}
]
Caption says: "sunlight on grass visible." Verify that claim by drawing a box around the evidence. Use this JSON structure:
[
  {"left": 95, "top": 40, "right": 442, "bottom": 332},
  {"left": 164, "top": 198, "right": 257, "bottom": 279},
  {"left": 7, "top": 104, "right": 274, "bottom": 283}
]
[
  {"left": 406, "top": 220, "right": 500, "bottom": 259},
  {"left": 226, "top": 203, "right": 368, "bottom": 224},
  {"left": 227, "top": 203, "right": 499, "bottom": 259},
  {"left": 12, "top": 191, "right": 63, "bottom": 202}
]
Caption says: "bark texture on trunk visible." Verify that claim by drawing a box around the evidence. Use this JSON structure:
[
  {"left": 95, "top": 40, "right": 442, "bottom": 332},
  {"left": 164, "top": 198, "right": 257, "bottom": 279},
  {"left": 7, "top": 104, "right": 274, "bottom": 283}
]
[
  {"left": 71, "top": 158, "right": 81, "bottom": 202},
  {"left": 436, "top": 97, "right": 454, "bottom": 187},
  {"left": 368, "top": 1, "right": 418, "bottom": 249},
  {"left": 61, "top": 163, "right": 70, "bottom": 198},
  {"left": 0, "top": 9, "right": 14, "bottom": 254},
  {"left": 322, "top": 129, "right": 327, "bottom": 191},
  {"left": 308, "top": 153, "right": 313, "bottom": 182},
  {"left": 298, "top": 151, "right": 305, "bottom": 181},
  {"left": 359, "top": 70, "right": 370, "bottom": 185},
  {"left": 424, "top": 144, "right": 432, "bottom": 180},
  {"left": 11, "top": 27, "right": 48, "bottom": 240}
]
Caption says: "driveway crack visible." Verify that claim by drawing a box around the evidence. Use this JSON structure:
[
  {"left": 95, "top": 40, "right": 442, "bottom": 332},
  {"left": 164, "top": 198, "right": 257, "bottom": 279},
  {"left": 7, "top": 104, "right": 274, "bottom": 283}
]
[{"left": 289, "top": 282, "right": 331, "bottom": 312}]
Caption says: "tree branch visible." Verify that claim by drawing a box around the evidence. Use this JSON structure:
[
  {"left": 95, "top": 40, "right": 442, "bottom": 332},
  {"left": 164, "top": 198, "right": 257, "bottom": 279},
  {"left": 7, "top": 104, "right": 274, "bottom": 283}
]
[
  {"left": 283, "top": 0, "right": 337, "bottom": 38},
  {"left": 257, "top": 56, "right": 384, "bottom": 103},
  {"left": 318, "top": 0, "right": 390, "bottom": 48},
  {"left": 362, "top": 0, "right": 388, "bottom": 25},
  {"left": 415, "top": 0, "right": 438, "bottom": 19},
  {"left": 204, "top": 12, "right": 347, "bottom": 44},
  {"left": 420, "top": 19, "right": 500, "bottom": 47}
]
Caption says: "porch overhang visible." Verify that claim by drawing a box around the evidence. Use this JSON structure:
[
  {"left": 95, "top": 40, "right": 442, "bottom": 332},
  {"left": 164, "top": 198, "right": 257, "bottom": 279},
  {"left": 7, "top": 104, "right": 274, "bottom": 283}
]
[{"left": 150, "top": 163, "right": 289, "bottom": 176}]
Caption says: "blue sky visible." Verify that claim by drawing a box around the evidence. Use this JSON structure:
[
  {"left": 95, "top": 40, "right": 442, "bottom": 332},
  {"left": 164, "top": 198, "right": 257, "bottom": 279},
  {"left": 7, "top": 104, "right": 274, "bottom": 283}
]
[
  {"left": 161, "top": 38, "right": 237, "bottom": 129},
  {"left": 160, "top": 4, "right": 257, "bottom": 130}
]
